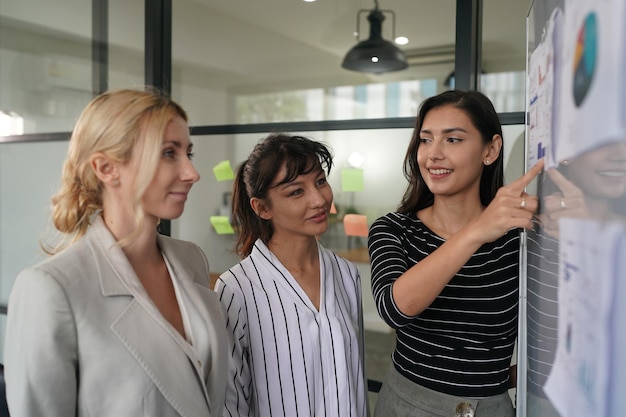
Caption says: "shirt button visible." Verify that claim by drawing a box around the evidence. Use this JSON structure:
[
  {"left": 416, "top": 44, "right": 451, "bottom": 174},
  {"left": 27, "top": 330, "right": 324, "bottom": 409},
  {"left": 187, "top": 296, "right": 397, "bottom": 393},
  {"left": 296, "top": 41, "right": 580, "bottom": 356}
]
[{"left": 455, "top": 401, "right": 475, "bottom": 417}]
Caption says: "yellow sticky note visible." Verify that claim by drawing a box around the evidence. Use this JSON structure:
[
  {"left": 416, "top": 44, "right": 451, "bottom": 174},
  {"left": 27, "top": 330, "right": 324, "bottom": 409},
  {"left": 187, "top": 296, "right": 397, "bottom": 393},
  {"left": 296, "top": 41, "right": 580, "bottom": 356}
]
[
  {"left": 210, "top": 216, "right": 235, "bottom": 235},
  {"left": 213, "top": 160, "right": 235, "bottom": 181},
  {"left": 341, "top": 168, "right": 364, "bottom": 192},
  {"left": 343, "top": 214, "right": 368, "bottom": 237}
]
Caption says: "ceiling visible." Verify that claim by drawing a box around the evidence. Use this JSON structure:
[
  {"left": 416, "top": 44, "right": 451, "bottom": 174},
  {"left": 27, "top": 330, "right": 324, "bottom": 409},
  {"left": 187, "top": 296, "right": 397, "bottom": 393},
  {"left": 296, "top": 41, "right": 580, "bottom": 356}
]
[{"left": 170, "top": 0, "right": 532, "bottom": 94}]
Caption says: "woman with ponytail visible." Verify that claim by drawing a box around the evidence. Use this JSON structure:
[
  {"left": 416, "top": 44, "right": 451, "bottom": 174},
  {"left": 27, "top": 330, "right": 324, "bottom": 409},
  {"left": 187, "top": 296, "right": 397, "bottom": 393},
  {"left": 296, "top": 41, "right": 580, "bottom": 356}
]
[
  {"left": 5, "top": 88, "right": 227, "bottom": 417},
  {"left": 214, "top": 133, "right": 369, "bottom": 417}
]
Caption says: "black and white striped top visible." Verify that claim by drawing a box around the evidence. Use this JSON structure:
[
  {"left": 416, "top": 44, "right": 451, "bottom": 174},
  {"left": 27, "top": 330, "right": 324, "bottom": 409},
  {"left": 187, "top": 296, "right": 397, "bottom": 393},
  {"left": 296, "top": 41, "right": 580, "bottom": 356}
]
[
  {"left": 526, "top": 226, "right": 560, "bottom": 397},
  {"left": 215, "top": 239, "right": 369, "bottom": 417},
  {"left": 368, "top": 212, "right": 519, "bottom": 397}
]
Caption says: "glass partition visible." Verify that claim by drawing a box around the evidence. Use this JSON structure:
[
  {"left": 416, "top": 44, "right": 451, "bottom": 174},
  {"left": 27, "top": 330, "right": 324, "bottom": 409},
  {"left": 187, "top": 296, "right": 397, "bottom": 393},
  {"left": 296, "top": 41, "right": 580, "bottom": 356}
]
[
  {"left": 481, "top": 0, "right": 529, "bottom": 112},
  {"left": 0, "top": 1, "right": 145, "bottom": 137},
  {"left": 170, "top": 0, "right": 527, "bottom": 126},
  {"left": 1, "top": 1, "right": 531, "bottom": 404},
  {"left": 170, "top": 124, "right": 524, "bottom": 318},
  {"left": 0, "top": 140, "right": 68, "bottom": 360},
  {"left": 108, "top": 1, "right": 144, "bottom": 90},
  {"left": 0, "top": 122, "right": 524, "bottom": 388},
  {"left": 0, "top": 1, "right": 93, "bottom": 134},
  {"left": 0, "top": 141, "right": 68, "bottom": 304}
]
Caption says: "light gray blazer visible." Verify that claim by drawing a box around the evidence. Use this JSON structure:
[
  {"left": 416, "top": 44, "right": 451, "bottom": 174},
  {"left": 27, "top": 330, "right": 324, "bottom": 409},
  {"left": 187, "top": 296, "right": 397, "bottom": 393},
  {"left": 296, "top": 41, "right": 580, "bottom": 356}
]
[{"left": 4, "top": 216, "right": 227, "bottom": 417}]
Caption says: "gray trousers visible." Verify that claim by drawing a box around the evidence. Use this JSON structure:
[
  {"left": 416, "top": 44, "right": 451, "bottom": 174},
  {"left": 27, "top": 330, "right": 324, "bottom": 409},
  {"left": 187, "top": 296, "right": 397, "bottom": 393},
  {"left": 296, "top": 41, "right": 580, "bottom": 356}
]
[{"left": 373, "top": 365, "right": 515, "bottom": 417}]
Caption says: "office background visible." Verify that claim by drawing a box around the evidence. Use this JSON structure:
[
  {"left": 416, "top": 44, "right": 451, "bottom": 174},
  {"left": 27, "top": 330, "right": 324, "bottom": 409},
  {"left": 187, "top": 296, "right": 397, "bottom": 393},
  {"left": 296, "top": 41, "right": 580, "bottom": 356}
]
[{"left": 0, "top": 0, "right": 530, "bottom": 410}]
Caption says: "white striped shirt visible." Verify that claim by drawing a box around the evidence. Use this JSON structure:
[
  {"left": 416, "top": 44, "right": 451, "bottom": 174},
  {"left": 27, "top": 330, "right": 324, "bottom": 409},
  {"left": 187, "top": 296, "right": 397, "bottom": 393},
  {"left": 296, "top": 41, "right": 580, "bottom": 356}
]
[
  {"left": 215, "top": 239, "right": 369, "bottom": 417},
  {"left": 368, "top": 212, "right": 519, "bottom": 397}
]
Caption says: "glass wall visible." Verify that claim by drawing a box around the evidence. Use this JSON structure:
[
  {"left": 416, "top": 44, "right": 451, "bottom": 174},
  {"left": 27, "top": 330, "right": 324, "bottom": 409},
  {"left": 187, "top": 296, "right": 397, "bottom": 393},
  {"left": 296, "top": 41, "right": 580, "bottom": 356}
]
[
  {"left": 108, "top": 1, "right": 144, "bottom": 90},
  {"left": 232, "top": 80, "right": 438, "bottom": 124},
  {"left": 0, "top": 1, "right": 93, "bottom": 134},
  {"left": 0, "top": 0, "right": 529, "bottom": 408},
  {"left": 0, "top": 124, "right": 524, "bottom": 408},
  {"left": 0, "top": 1, "right": 145, "bottom": 135},
  {"left": 481, "top": 0, "right": 529, "bottom": 112}
]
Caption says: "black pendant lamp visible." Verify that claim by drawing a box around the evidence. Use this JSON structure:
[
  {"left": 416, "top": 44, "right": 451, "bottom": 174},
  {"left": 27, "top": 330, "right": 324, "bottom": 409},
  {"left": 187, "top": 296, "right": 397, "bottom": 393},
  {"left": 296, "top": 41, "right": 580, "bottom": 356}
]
[{"left": 341, "top": 0, "right": 408, "bottom": 74}]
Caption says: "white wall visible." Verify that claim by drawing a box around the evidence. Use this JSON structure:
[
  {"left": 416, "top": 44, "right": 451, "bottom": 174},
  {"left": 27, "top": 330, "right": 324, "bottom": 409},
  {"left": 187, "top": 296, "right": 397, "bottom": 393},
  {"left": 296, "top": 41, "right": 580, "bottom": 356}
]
[{"left": 0, "top": 141, "right": 68, "bottom": 301}]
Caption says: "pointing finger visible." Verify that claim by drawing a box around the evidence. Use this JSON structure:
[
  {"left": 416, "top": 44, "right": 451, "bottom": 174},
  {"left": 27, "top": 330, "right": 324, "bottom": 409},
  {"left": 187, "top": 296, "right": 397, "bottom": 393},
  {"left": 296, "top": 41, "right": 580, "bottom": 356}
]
[{"left": 508, "top": 159, "right": 544, "bottom": 194}]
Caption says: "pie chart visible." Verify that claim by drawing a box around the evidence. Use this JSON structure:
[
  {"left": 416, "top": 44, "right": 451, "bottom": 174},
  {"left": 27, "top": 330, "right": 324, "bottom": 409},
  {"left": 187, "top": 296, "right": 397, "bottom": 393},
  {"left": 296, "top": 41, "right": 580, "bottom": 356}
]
[{"left": 572, "top": 12, "right": 597, "bottom": 107}]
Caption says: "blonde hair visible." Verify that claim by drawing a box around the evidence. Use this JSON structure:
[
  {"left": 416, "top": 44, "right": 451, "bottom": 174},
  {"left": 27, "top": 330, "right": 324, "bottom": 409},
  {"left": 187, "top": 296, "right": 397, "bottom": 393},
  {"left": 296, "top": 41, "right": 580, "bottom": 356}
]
[{"left": 44, "top": 88, "right": 187, "bottom": 254}]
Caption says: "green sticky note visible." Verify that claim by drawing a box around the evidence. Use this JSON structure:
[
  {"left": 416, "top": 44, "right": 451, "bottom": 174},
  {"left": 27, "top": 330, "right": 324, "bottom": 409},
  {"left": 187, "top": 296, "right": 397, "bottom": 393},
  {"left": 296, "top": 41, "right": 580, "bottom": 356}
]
[
  {"left": 210, "top": 216, "right": 235, "bottom": 235},
  {"left": 213, "top": 160, "right": 235, "bottom": 181},
  {"left": 341, "top": 168, "right": 364, "bottom": 192}
]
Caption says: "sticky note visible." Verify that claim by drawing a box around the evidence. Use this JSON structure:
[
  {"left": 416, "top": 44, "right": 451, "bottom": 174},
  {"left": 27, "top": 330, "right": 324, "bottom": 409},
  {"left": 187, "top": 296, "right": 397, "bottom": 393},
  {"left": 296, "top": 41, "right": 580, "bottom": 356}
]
[
  {"left": 210, "top": 216, "right": 235, "bottom": 235},
  {"left": 213, "top": 160, "right": 235, "bottom": 181},
  {"left": 341, "top": 168, "right": 364, "bottom": 192},
  {"left": 343, "top": 214, "right": 368, "bottom": 237}
]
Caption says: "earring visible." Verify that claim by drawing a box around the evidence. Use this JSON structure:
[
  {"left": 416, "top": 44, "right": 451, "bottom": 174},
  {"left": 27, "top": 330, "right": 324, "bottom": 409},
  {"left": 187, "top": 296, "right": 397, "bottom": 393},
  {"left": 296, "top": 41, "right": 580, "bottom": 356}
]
[
  {"left": 112, "top": 179, "right": 119, "bottom": 186},
  {"left": 485, "top": 159, "right": 491, "bottom": 165}
]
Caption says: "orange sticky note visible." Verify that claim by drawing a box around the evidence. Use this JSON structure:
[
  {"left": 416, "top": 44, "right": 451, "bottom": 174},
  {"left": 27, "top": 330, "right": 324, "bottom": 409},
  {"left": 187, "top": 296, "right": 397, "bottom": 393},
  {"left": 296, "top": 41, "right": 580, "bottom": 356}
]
[
  {"left": 343, "top": 214, "right": 368, "bottom": 237},
  {"left": 330, "top": 201, "right": 337, "bottom": 214}
]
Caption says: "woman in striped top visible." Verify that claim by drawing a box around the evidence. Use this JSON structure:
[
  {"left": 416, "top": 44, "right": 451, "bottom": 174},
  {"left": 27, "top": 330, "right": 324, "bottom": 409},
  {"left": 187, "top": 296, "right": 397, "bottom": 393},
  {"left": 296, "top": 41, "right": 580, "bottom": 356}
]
[
  {"left": 368, "top": 90, "right": 543, "bottom": 417},
  {"left": 215, "top": 133, "right": 369, "bottom": 417}
]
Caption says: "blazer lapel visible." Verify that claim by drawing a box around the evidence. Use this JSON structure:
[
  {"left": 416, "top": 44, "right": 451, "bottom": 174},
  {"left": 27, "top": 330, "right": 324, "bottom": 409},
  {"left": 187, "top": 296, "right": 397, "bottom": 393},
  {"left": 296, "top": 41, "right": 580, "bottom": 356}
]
[
  {"left": 87, "top": 217, "right": 211, "bottom": 417},
  {"left": 111, "top": 301, "right": 211, "bottom": 417},
  {"left": 159, "top": 235, "right": 229, "bottom": 416}
]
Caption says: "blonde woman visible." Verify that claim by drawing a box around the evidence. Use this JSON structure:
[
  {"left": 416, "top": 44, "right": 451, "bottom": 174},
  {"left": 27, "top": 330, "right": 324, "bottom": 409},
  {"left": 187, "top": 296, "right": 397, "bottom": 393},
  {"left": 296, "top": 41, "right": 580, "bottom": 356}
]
[{"left": 4, "top": 88, "right": 227, "bottom": 417}]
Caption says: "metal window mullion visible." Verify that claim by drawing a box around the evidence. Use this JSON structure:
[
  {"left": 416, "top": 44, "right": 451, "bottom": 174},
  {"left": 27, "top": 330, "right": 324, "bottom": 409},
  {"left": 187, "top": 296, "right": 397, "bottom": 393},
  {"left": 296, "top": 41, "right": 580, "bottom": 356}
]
[
  {"left": 454, "top": 0, "right": 483, "bottom": 91},
  {"left": 92, "top": 0, "right": 109, "bottom": 96}
]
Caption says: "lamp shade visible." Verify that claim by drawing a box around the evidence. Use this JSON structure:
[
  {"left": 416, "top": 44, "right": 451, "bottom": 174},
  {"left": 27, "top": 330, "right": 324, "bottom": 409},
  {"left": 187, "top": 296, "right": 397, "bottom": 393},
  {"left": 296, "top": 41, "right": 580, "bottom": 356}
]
[{"left": 342, "top": 8, "right": 408, "bottom": 74}]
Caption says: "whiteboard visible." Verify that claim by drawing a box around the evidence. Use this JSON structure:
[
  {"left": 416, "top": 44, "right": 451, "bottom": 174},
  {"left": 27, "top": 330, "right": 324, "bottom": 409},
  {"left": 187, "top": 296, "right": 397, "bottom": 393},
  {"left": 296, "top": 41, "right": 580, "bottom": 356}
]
[{"left": 522, "top": 0, "right": 626, "bottom": 416}]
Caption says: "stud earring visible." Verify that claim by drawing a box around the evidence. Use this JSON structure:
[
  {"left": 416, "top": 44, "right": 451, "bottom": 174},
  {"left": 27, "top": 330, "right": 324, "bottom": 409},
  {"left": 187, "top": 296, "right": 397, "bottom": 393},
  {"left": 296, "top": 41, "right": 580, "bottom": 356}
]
[
  {"left": 485, "top": 160, "right": 491, "bottom": 165},
  {"left": 112, "top": 179, "right": 119, "bottom": 186}
]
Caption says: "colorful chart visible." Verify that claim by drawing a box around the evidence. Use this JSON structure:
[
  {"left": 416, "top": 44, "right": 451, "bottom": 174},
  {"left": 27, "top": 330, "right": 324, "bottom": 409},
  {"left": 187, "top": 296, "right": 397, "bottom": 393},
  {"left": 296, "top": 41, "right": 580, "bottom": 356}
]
[{"left": 572, "top": 12, "right": 598, "bottom": 107}]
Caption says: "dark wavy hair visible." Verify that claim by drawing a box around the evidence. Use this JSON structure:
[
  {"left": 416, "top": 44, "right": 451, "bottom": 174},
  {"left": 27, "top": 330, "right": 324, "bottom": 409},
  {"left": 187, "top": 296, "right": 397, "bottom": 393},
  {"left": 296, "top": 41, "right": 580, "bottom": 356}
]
[
  {"left": 232, "top": 133, "right": 333, "bottom": 257},
  {"left": 397, "top": 90, "right": 504, "bottom": 213}
]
